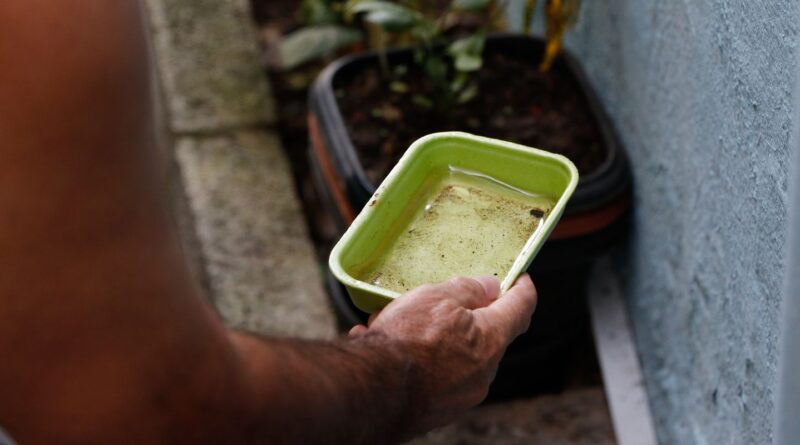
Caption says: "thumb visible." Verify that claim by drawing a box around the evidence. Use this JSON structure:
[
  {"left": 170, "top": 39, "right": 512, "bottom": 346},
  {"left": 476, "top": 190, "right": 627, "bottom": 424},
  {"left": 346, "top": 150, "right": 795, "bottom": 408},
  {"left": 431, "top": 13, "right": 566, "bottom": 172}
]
[
  {"left": 476, "top": 273, "right": 537, "bottom": 339},
  {"left": 441, "top": 276, "right": 500, "bottom": 309}
]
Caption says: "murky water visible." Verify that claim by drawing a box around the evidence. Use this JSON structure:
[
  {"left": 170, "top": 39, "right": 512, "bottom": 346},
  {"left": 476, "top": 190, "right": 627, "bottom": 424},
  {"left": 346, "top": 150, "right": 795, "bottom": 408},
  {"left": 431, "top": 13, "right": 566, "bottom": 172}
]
[{"left": 357, "top": 168, "right": 555, "bottom": 293}]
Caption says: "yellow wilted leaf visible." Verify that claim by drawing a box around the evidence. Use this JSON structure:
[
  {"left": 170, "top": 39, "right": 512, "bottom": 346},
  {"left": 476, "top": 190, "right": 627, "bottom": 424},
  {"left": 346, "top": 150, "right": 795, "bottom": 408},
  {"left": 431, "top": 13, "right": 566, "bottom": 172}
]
[{"left": 539, "top": 0, "right": 581, "bottom": 72}]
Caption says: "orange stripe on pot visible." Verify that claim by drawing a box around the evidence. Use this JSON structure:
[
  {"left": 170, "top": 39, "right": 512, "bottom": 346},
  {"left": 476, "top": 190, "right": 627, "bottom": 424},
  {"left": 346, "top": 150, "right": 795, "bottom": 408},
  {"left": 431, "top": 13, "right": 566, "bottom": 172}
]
[
  {"left": 550, "top": 195, "right": 630, "bottom": 240},
  {"left": 309, "top": 114, "right": 356, "bottom": 224}
]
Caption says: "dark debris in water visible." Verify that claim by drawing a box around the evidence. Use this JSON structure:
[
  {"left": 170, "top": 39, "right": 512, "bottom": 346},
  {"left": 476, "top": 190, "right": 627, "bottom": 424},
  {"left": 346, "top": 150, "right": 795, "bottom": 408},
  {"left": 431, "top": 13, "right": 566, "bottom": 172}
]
[{"left": 529, "top": 208, "right": 545, "bottom": 218}]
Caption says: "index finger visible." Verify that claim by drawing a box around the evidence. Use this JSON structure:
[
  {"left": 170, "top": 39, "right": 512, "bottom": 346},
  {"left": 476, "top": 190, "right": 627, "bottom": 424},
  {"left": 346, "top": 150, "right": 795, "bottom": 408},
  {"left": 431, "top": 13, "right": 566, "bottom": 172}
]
[
  {"left": 403, "top": 275, "right": 500, "bottom": 310},
  {"left": 475, "top": 274, "right": 537, "bottom": 340}
]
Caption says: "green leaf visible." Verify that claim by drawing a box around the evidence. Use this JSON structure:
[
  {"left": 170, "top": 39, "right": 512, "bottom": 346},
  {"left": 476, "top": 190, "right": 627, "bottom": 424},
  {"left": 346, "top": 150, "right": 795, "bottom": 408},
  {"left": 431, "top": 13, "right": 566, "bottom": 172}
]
[
  {"left": 300, "top": 0, "right": 339, "bottom": 25},
  {"left": 412, "top": 94, "right": 434, "bottom": 109},
  {"left": 448, "top": 34, "right": 485, "bottom": 73},
  {"left": 523, "top": 0, "right": 538, "bottom": 34},
  {"left": 448, "top": 34, "right": 485, "bottom": 57},
  {"left": 278, "top": 25, "right": 362, "bottom": 70},
  {"left": 390, "top": 81, "right": 409, "bottom": 93},
  {"left": 453, "top": 53, "right": 482, "bottom": 71},
  {"left": 343, "top": 0, "right": 366, "bottom": 22},
  {"left": 393, "top": 64, "right": 409, "bottom": 76},
  {"left": 409, "top": 19, "right": 437, "bottom": 41},
  {"left": 413, "top": 48, "right": 426, "bottom": 65},
  {"left": 365, "top": 10, "right": 414, "bottom": 31},
  {"left": 448, "top": 39, "right": 469, "bottom": 55},
  {"left": 450, "top": 72, "right": 469, "bottom": 92},
  {"left": 452, "top": 0, "right": 492, "bottom": 11},
  {"left": 348, "top": 1, "right": 418, "bottom": 31},
  {"left": 456, "top": 82, "right": 479, "bottom": 103},
  {"left": 424, "top": 56, "right": 448, "bottom": 81}
]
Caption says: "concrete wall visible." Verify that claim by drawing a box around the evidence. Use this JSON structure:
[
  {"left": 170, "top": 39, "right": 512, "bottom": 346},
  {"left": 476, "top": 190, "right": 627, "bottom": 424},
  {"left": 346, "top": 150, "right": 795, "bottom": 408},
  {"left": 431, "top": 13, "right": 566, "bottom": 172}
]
[
  {"left": 776, "top": 65, "right": 800, "bottom": 444},
  {"left": 509, "top": 2, "right": 799, "bottom": 444}
]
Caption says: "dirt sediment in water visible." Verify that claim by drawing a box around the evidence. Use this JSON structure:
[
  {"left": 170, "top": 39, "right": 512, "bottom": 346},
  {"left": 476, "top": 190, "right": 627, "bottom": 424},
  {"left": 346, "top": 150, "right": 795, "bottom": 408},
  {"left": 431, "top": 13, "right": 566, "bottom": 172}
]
[{"left": 358, "top": 173, "right": 553, "bottom": 293}]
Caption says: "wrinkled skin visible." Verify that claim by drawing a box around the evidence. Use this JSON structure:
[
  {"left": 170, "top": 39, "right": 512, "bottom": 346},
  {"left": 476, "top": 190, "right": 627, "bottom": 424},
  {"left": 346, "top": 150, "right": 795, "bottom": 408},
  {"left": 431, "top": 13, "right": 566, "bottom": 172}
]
[{"left": 350, "top": 275, "right": 537, "bottom": 436}]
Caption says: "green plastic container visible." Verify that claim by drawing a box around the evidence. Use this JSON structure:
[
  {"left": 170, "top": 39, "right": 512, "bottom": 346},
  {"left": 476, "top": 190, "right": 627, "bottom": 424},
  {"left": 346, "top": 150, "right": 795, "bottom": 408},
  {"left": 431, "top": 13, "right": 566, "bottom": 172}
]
[{"left": 329, "top": 132, "right": 579, "bottom": 313}]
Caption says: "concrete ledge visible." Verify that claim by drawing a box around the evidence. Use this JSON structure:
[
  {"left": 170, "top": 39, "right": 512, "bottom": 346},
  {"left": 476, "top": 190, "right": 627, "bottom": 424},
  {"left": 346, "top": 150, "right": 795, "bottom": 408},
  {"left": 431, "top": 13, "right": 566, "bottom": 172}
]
[
  {"left": 144, "top": 0, "right": 275, "bottom": 133},
  {"left": 176, "top": 130, "right": 336, "bottom": 339},
  {"left": 145, "top": 0, "right": 334, "bottom": 339},
  {"left": 589, "top": 257, "right": 658, "bottom": 445}
]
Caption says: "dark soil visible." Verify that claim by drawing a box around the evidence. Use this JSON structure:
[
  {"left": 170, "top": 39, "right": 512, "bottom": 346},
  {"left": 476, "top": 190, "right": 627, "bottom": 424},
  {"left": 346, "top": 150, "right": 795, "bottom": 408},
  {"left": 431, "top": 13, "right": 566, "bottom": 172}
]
[
  {"left": 251, "top": 0, "right": 299, "bottom": 30},
  {"left": 336, "top": 52, "right": 608, "bottom": 184}
]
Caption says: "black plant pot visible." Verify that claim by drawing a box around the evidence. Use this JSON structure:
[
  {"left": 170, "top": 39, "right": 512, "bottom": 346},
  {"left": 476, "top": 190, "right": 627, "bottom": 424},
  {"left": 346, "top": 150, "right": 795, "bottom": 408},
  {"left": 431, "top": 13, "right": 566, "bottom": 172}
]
[{"left": 308, "top": 34, "right": 632, "bottom": 399}]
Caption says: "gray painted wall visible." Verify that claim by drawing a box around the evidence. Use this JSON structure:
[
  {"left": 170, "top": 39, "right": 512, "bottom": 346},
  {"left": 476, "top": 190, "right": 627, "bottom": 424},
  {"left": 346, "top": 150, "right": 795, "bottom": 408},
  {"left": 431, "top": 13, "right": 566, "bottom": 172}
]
[
  {"left": 776, "top": 58, "right": 800, "bottom": 443},
  {"left": 508, "top": 2, "right": 799, "bottom": 444}
]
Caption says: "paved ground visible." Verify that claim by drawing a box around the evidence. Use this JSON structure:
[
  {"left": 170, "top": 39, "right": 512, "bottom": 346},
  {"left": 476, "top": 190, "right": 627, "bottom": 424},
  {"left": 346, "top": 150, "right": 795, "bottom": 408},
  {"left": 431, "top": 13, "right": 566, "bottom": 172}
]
[{"left": 409, "top": 388, "right": 615, "bottom": 445}]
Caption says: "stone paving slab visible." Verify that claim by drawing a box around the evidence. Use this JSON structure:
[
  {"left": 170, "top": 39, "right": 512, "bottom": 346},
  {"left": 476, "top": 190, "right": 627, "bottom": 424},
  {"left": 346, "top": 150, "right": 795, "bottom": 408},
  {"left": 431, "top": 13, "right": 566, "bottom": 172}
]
[
  {"left": 409, "top": 388, "right": 616, "bottom": 445},
  {"left": 176, "top": 130, "right": 336, "bottom": 339},
  {"left": 144, "top": 0, "right": 275, "bottom": 133}
]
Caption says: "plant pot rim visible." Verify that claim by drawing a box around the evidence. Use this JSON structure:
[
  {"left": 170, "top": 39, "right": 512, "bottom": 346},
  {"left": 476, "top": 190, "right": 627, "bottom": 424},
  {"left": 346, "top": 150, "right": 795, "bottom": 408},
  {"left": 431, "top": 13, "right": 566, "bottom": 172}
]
[{"left": 310, "top": 33, "right": 631, "bottom": 215}]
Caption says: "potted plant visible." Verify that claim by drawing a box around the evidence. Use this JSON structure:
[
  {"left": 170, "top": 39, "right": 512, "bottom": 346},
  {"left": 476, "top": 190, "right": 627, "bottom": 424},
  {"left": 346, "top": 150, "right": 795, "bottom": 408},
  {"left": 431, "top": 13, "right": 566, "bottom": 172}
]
[
  {"left": 253, "top": 0, "right": 374, "bottom": 247},
  {"left": 308, "top": 0, "right": 632, "bottom": 398}
]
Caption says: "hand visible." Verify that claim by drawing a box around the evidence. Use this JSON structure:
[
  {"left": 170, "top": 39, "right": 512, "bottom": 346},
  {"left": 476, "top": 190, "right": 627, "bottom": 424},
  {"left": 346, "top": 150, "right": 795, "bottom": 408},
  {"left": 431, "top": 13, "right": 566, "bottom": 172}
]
[{"left": 349, "top": 274, "right": 537, "bottom": 434}]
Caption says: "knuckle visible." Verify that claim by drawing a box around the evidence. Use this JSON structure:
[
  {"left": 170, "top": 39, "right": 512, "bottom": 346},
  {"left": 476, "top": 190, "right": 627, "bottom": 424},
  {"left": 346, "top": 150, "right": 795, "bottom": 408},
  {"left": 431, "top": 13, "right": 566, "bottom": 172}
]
[
  {"left": 434, "top": 298, "right": 459, "bottom": 314},
  {"left": 412, "top": 283, "right": 436, "bottom": 296},
  {"left": 449, "top": 277, "right": 482, "bottom": 296},
  {"left": 408, "top": 283, "right": 445, "bottom": 302},
  {"left": 420, "top": 333, "right": 440, "bottom": 350}
]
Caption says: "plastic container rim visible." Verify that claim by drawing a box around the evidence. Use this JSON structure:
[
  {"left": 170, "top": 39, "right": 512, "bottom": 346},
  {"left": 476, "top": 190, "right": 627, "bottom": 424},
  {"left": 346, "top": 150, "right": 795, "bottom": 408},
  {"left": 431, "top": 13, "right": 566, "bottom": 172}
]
[{"left": 328, "top": 131, "right": 579, "bottom": 303}]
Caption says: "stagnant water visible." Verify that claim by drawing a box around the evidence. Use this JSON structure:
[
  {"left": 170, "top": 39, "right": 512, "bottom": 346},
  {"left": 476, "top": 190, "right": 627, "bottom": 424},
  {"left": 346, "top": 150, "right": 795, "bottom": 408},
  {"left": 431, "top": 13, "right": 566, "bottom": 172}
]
[{"left": 356, "top": 168, "right": 555, "bottom": 294}]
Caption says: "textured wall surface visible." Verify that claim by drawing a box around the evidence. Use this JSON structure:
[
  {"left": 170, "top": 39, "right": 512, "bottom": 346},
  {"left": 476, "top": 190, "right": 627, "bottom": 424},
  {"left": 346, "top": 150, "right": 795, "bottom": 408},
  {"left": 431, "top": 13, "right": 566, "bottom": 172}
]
[{"left": 507, "top": 1, "right": 799, "bottom": 444}]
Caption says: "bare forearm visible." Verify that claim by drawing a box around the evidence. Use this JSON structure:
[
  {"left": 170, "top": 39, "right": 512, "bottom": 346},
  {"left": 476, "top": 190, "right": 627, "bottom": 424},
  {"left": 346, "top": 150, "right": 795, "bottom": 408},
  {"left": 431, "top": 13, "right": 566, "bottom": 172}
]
[
  {"left": 230, "top": 331, "right": 418, "bottom": 445},
  {"left": 0, "top": 1, "right": 537, "bottom": 443}
]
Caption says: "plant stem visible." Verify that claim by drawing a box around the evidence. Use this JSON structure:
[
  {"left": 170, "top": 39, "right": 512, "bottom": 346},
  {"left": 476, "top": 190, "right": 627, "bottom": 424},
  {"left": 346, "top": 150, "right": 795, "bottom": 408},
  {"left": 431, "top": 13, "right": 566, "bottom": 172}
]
[{"left": 523, "top": 0, "right": 538, "bottom": 35}]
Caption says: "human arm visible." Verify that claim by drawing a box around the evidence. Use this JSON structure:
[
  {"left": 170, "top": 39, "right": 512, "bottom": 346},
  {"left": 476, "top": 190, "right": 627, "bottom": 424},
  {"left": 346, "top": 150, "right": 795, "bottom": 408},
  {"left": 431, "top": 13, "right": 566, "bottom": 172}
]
[
  {"left": 230, "top": 274, "right": 536, "bottom": 444},
  {"left": 0, "top": 1, "right": 537, "bottom": 443}
]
